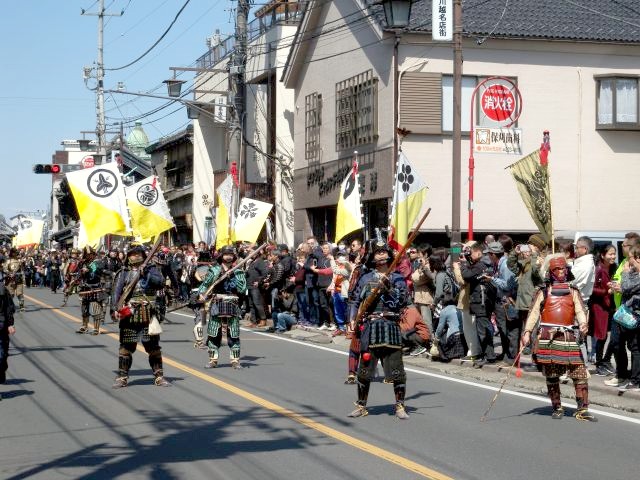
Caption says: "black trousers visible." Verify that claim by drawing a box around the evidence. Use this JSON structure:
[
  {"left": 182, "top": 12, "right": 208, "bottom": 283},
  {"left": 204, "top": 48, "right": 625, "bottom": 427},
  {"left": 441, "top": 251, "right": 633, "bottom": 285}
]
[
  {"left": 0, "top": 324, "right": 9, "bottom": 384},
  {"left": 474, "top": 313, "right": 496, "bottom": 360},
  {"left": 248, "top": 287, "right": 267, "bottom": 322}
]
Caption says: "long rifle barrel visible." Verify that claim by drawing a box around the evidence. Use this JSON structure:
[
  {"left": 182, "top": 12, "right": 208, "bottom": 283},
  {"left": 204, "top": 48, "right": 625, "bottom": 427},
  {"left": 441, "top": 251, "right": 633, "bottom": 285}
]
[{"left": 355, "top": 208, "right": 432, "bottom": 323}]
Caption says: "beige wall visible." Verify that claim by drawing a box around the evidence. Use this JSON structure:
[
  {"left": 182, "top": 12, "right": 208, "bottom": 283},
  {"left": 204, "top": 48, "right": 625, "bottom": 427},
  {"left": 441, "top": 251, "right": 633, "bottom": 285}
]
[
  {"left": 287, "top": 1, "right": 640, "bottom": 237},
  {"left": 399, "top": 38, "right": 640, "bottom": 234}
]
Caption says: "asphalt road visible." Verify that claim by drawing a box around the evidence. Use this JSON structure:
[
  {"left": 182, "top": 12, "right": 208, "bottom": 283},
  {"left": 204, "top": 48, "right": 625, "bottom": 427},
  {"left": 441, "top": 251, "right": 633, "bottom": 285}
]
[{"left": 1, "top": 288, "right": 639, "bottom": 480}]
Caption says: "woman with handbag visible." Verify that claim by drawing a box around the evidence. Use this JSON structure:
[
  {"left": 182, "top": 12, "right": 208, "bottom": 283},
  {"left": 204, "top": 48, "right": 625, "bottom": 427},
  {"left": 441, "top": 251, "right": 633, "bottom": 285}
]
[
  {"left": 589, "top": 244, "right": 616, "bottom": 376},
  {"left": 616, "top": 245, "right": 640, "bottom": 391}
]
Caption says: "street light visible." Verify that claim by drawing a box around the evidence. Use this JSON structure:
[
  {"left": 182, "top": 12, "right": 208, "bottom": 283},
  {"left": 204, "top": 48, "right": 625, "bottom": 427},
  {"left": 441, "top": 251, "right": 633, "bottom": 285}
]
[
  {"left": 381, "top": 0, "right": 413, "bottom": 28},
  {"left": 380, "top": 0, "right": 413, "bottom": 240},
  {"left": 163, "top": 78, "right": 186, "bottom": 98}
]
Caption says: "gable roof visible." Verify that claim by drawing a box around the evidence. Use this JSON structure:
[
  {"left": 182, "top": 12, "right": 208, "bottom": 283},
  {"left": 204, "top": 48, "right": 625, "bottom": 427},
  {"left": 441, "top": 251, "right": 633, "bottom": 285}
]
[{"left": 367, "top": 0, "right": 640, "bottom": 44}]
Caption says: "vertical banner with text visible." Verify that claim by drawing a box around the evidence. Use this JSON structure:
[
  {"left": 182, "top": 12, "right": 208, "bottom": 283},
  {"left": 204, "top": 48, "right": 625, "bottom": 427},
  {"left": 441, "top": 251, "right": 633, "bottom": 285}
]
[{"left": 432, "top": 0, "right": 453, "bottom": 41}]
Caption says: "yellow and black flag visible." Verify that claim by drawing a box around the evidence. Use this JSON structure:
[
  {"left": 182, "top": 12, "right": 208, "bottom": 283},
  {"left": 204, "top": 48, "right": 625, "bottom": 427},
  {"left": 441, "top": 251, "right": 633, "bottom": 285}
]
[{"left": 507, "top": 149, "right": 552, "bottom": 243}]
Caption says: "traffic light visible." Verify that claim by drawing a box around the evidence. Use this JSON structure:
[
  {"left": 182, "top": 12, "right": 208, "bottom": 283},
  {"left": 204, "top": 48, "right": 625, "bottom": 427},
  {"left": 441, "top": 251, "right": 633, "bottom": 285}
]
[
  {"left": 33, "top": 164, "right": 62, "bottom": 174},
  {"left": 32, "top": 164, "right": 84, "bottom": 174}
]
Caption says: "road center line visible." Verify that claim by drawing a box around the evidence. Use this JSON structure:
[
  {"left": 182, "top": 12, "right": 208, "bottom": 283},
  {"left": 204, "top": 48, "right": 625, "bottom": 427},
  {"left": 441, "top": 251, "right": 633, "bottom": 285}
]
[{"left": 25, "top": 295, "right": 454, "bottom": 480}]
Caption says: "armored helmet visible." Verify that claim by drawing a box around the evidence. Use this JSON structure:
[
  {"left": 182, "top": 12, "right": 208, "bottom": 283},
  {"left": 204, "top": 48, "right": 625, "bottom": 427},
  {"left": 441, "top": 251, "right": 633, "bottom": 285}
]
[{"left": 218, "top": 245, "right": 237, "bottom": 262}]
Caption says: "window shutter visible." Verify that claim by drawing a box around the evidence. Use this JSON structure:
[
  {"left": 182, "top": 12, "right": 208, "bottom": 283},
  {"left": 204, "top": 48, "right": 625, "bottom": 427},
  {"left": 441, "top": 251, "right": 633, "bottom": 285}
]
[{"left": 400, "top": 72, "right": 442, "bottom": 134}]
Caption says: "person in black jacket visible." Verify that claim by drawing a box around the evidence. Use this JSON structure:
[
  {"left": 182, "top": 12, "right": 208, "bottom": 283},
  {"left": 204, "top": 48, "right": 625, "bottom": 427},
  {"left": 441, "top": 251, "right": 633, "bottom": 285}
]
[
  {"left": 460, "top": 242, "right": 497, "bottom": 367},
  {"left": 0, "top": 268, "right": 16, "bottom": 390},
  {"left": 245, "top": 246, "right": 270, "bottom": 328},
  {"left": 270, "top": 284, "right": 299, "bottom": 333}
]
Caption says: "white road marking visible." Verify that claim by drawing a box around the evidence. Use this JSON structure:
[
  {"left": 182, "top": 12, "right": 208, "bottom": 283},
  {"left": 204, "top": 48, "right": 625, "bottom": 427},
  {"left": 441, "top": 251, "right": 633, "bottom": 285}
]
[{"left": 169, "top": 311, "right": 640, "bottom": 426}]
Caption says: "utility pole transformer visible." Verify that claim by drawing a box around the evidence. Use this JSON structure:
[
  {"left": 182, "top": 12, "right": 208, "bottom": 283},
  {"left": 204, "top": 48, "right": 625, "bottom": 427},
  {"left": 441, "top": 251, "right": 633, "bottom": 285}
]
[{"left": 82, "top": 0, "right": 122, "bottom": 164}]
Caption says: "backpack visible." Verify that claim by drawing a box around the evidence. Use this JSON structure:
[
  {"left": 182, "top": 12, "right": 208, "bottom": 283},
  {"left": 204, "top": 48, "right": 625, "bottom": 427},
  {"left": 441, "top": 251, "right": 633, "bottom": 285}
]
[
  {"left": 434, "top": 270, "right": 461, "bottom": 318},
  {"left": 443, "top": 269, "right": 461, "bottom": 303}
]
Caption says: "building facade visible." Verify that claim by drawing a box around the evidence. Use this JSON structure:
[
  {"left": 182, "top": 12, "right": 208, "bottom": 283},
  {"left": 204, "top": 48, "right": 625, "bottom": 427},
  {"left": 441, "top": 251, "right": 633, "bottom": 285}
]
[{"left": 283, "top": 0, "right": 640, "bottom": 244}]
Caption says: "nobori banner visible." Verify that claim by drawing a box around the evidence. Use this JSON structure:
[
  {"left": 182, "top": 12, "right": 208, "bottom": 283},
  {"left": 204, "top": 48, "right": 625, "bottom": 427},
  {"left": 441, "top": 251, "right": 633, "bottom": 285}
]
[{"left": 432, "top": 0, "right": 453, "bottom": 41}]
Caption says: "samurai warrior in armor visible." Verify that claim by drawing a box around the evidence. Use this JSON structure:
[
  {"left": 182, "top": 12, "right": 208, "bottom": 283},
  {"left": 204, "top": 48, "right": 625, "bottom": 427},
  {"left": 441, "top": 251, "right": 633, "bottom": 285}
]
[
  {"left": 348, "top": 242, "right": 411, "bottom": 420},
  {"left": 152, "top": 248, "right": 173, "bottom": 324},
  {"left": 196, "top": 245, "right": 247, "bottom": 369},
  {"left": 5, "top": 248, "right": 25, "bottom": 312},
  {"left": 76, "top": 247, "right": 106, "bottom": 335},
  {"left": 522, "top": 254, "right": 596, "bottom": 421},
  {"left": 111, "top": 245, "right": 170, "bottom": 388},
  {"left": 62, "top": 249, "right": 82, "bottom": 307},
  {"left": 101, "top": 248, "right": 122, "bottom": 320}
]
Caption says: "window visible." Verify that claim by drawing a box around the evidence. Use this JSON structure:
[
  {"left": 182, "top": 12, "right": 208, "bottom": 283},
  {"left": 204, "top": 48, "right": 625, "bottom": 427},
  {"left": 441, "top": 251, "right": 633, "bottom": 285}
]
[
  {"left": 596, "top": 76, "right": 640, "bottom": 130},
  {"left": 305, "top": 92, "right": 322, "bottom": 162},
  {"left": 442, "top": 75, "right": 518, "bottom": 132},
  {"left": 335, "top": 70, "right": 378, "bottom": 151},
  {"left": 442, "top": 75, "right": 477, "bottom": 132}
]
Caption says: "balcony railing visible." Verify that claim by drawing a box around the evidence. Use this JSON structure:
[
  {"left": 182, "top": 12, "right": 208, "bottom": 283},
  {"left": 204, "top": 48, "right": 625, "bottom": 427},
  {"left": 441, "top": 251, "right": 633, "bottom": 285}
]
[{"left": 196, "top": 1, "right": 303, "bottom": 69}]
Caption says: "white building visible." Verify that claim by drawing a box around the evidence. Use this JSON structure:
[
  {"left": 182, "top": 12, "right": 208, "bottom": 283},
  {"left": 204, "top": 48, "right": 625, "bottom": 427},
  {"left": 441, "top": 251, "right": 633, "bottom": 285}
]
[
  {"left": 283, "top": 0, "right": 640, "bottom": 244},
  {"left": 189, "top": 1, "right": 301, "bottom": 246}
]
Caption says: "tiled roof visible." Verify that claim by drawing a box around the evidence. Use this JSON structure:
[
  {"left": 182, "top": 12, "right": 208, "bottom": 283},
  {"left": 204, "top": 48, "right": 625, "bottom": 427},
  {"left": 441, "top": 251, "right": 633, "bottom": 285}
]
[{"left": 368, "top": 0, "right": 640, "bottom": 43}]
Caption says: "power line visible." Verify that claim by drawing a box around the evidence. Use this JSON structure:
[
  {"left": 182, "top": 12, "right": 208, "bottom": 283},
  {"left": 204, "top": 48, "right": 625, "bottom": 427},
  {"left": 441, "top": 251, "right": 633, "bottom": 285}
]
[{"left": 106, "top": 0, "right": 192, "bottom": 71}]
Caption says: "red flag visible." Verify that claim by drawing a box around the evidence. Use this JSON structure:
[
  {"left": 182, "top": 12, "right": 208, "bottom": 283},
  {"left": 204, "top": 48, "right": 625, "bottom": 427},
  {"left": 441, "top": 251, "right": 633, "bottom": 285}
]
[
  {"left": 539, "top": 130, "right": 550, "bottom": 166},
  {"left": 230, "top": 162, "right": 239, "bottom": 186}
]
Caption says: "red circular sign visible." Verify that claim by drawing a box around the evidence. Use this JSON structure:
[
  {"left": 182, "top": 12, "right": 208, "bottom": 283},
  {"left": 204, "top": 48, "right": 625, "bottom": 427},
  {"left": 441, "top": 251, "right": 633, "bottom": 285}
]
[
  {"left": 481, "top": 84, "right": 516, "bottom": 122},
  {"left": 82, "top": 156, "right": 95, "bottom": 168}
]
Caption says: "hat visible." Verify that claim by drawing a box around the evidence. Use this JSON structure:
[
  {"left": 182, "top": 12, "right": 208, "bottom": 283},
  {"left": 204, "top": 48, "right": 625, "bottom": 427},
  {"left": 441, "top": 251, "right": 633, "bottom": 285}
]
[
  {"left": 528, "top": 234, "right": 547, "bottom": 250},
  {"left": 483, "top": 241, "right": 504, "bottom": 254},
  {"left": 277, "top": 243, "right": 289, "bottom": 252}
]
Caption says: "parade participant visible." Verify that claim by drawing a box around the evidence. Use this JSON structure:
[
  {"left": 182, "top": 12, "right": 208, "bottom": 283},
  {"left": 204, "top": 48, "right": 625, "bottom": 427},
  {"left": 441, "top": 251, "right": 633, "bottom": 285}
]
[
  {"left": 196, "top": 245, "right": 247, "bottom": 369},
  {"left": 76, "top": 246, "right": 106, "bottom": 335},
  {"left": 101, "top": 248, "right": 122, "bottom": 319},
  {"left": 348, "top": 241, "right": 411, "bottom": 420},
  {"left": 0, "top": 269, "right": 16, "bottom": 393},
  {"left": 345, "top": 239, "right": 372, "bottom": 384},
  {"left": 522, "top": 254, "right": 596, "bottom": 421},
  {"left": 111, "top": 244, "right": 170, "bottom": 388},
  {"left": 152, "top": 248, "right": 171, "bottom": 324},
  {"left": 5, "top": 248, "right": 25, "bottom": 311},
  {"left": 62, "top": 249, "right": 82, "bottom": 307},
  {"left": 46, "top": 251, "right": 63, "bottom": 294}
]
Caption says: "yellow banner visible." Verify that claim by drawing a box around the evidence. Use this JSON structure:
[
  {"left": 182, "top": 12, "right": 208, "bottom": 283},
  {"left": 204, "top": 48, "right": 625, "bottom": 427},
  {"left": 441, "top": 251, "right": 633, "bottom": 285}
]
[{"left": 507, "top": 149, "right": 552, "bottom": 243}]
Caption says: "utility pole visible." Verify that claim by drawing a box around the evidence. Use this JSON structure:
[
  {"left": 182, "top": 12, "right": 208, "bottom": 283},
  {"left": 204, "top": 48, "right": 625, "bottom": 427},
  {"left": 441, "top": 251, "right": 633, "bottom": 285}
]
[
  {"left": 229, "top": 0, "right": 249, "bottom": 194},
  {"left": 82, "top": 0, "right": 122, "bottom": 164},
  {"left": 451, "top": 0, "right": 463, "bottom": 245}
]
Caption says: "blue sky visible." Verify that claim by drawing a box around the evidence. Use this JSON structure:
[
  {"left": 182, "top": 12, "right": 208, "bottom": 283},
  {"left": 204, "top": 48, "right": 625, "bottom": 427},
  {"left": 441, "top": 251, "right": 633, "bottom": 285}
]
[{"left": 0, "top": 0, "right": 237, "bottom": 222}]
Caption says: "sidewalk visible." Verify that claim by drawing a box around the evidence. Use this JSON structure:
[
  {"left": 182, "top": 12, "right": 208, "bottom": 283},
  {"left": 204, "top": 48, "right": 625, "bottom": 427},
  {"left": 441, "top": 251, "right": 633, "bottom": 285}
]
[{"left": 244, "top": 320, "right": 640, "bottom": 413}]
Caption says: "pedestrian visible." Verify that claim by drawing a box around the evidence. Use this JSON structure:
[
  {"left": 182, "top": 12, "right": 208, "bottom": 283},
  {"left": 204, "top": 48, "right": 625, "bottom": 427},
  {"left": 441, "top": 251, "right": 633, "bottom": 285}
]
[
  {"left": 399, "top": 304, "right": 430, "bottom": 356},
  {"left": 434, "top": 302, "right": 466, "bottom": 361},
  {"left": 604, "top": 232, "right": 640, "bottom": 388},
  {"left": 616, "top": 244, "right": 640, "bottom": 392},
  {"left": 522, "top": 254, "right": 596, "bottom": 421},
  {"left": 271, "top": 284, "right": 298, "bottom": 333},
  {"left": 484, "top": 238, "right": 518, "bottom": 366},
  {"left": 411, "top": 245, "right": 435, "bottom": 335},
  {"left": 0, "top": 270, "right": 16, "bottom": 391},
  {"left": 460, "top": 242, "right": 497, "bottom": 367},
  {"left": 507, "top": 242, "right": 543, "bottom": 357},
  {"left": 453, "top": 242, "right": 482, "bottom": 362},
  {"left": 590, "top": 244, "right": 616, "bottom": 376},
  {"left": 328, "top": 250, "right": 352, "bottom": 335}
]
